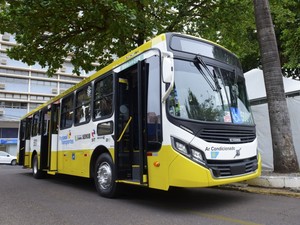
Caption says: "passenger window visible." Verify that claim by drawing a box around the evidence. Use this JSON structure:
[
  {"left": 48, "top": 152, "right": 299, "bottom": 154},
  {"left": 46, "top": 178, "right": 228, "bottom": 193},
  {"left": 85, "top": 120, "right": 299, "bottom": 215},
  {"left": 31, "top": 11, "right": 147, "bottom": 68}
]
[
  {"left": 60, "top": 94, "right": 74, "bottom": 129},
  {"left": 93, "top": 76, "right": 113, "bottom": 120},
  {"left": 75, "top": 84, "right": 92, "bottom": 125},
  {"left": 31, "top": 112, "right": 40, "bottom": 137}
]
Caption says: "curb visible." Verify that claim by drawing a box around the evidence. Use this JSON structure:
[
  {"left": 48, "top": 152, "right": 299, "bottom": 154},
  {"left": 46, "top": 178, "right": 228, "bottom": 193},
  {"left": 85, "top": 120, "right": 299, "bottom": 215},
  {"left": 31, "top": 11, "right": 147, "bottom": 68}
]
[
  {"left": 221, "top": 184, "right": 300, "bottom": 198},
  {"left": 245, "top": 173, "right": 300, "bottom": 190},
  {"left": 220, "top": 172, "right": 300, "bottom": 198}
]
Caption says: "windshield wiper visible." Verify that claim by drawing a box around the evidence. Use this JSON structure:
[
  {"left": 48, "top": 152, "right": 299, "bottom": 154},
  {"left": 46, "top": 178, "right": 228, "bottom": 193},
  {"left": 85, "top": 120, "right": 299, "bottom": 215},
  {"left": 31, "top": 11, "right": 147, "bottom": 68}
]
[{"left": 194, "top": 55, "right": 221, "bottom": 92}]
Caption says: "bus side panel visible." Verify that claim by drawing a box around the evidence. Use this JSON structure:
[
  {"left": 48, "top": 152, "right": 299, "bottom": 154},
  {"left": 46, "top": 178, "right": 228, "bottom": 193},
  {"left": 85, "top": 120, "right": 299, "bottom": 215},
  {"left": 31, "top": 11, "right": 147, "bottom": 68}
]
[
  {"left": 24, "top": 139, "right": 31, "bottom": 167},
  {"left": 30, "top": 136, "right": 41, "bottom": 167},
  {"left": 57, "top": 149, "right": 90, "bottom": 177},
  {"left": 50, "top": 134, "right": 58, "bottom": 171},
  {"left": 147, "top": 145, "right": 178, "bottom": 190}
]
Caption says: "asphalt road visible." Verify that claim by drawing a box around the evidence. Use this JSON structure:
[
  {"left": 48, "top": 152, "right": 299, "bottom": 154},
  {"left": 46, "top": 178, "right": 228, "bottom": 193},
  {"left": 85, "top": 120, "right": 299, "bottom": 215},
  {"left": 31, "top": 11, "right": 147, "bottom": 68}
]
[{"left": 1, "top": 165, "right": 299, "bottom": 225}]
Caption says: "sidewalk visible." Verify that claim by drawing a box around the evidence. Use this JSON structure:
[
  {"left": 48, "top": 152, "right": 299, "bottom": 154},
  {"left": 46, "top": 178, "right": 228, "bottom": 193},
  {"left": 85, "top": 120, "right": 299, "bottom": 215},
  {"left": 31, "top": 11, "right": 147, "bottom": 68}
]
[{"left": 221, "top": 171, "right": 300, "bottom": 198}]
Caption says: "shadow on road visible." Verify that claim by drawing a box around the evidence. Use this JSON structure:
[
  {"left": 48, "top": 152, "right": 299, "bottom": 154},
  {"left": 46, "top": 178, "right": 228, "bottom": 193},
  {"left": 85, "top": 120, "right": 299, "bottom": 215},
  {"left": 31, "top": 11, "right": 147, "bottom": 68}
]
[{"left": 17, "top": 166, "right": 249, "bottom": 212}]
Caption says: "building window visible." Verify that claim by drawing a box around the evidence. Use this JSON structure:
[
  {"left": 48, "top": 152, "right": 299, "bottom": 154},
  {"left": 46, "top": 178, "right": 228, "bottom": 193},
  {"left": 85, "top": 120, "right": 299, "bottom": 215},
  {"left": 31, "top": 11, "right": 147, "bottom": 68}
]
[{"left": 0, "top": 128, "right": 18, "bottom": 138}]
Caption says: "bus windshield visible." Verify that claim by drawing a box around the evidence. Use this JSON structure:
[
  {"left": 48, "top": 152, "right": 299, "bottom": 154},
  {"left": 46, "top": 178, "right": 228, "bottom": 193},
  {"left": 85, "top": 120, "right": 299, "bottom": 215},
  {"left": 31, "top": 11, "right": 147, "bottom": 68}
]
[{"left": 167, "top": 59, "right": 254, "bottom": 125}]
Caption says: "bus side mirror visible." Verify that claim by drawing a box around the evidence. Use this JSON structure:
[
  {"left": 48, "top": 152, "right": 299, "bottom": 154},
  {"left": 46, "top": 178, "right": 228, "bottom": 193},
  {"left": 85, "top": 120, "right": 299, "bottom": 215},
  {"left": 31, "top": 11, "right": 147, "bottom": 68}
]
[
  {"left": 162, "top": 52, "right": 174, "bottom": 102},
  {"left": 162, "top": 52, "right": 174, "bottom": 83}
]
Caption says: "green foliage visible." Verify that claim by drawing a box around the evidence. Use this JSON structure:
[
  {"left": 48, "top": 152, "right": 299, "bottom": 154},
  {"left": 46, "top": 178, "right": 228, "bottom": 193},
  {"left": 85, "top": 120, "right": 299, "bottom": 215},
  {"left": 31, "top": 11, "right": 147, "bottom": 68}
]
[
  {"left": 270, "top": 0, "right": 300, "bottom": 78},
  {"left": 0, "top": 0, "right": 299, "bottom": 77}
]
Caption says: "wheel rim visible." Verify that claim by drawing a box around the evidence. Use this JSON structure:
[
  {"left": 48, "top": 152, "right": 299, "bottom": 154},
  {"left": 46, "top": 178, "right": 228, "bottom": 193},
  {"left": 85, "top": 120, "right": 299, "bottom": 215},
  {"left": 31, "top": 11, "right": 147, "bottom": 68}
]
[{"left": 97, "top": 162, "right": 112, "bottom": 190}]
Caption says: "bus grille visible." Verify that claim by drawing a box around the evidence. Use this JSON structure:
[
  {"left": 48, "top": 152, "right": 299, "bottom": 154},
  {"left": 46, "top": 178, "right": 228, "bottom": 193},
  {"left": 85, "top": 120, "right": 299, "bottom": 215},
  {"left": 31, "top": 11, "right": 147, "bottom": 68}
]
[
  {"left": 207, "top": 156, "right": 258, "bottom": 178},
  {"left": 198, "top": 128, "right": 256, "bottom": 144}
]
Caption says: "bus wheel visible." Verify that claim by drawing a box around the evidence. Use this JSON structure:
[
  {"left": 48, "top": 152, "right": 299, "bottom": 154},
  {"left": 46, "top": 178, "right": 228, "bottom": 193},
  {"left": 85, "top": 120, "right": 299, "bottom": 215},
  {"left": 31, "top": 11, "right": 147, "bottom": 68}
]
[
  {"left": 32, "top": 155, "right": 45, "bottom": 179},
  {"left": 94, "top": 153, "right": 119, "bottom": 198}
]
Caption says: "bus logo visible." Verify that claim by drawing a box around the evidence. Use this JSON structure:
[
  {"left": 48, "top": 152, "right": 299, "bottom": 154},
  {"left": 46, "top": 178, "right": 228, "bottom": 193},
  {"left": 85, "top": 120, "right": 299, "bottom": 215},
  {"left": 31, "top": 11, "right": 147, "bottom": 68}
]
[
  {"left": 229, "top": 138, "right": 241, "bottom": 142},
  {"left": 234, "top": 148, "right": 241, "bottom": 158}
]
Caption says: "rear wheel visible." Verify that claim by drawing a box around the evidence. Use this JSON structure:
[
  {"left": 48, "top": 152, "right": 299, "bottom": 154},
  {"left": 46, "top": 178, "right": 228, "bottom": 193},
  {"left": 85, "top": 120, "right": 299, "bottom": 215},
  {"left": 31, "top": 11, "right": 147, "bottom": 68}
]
[
  {"left": 32, "top": 155, "right": 45, "bottom": 179},
  {"left": 94, "top": 153, "right": 119, "bottom": 198}
]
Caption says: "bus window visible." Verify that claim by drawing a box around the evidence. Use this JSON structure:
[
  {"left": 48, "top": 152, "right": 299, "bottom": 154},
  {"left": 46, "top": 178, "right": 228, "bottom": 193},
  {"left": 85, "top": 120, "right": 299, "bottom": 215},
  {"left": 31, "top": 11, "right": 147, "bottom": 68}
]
[
  {"left": 20, "top": 120, "right": 26, "bottom": 141},
  {"left": 42, "top": 110, "right": 51, "bottom": 135},
  {"left": 51, "top": 103, "right": 60, "bottom": 134},
  {"left": 60, "top": 94, "right": 74, "bottom": 129},
  {"left": 25, "top": 118, "right": 31, "bottom": 139},
  {"left": 75, "top": 84, "right": 92, "bottom": 125},
  {"left": 93, "top": 75, "right": 113, "bottom": 120},
  {"left": 31, "top": 112, "right": 40, "bottom": 137}
]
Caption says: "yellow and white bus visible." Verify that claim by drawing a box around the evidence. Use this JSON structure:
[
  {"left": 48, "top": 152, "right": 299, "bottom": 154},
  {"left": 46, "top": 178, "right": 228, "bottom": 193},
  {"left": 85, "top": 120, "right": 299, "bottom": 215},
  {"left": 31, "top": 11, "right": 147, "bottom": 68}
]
[{"left": 18, "top": 33, "right": 261, "bottom": 197}]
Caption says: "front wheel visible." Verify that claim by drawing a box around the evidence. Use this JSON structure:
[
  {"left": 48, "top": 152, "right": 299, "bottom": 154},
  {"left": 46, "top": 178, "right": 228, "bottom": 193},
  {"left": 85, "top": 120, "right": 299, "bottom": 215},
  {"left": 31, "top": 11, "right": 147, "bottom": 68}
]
[
  {"left": 94, "top": 153, "right": 119, "bottom": 198},
  {"left": 32, "top": 155, "right": 45, "bottom": 179}
]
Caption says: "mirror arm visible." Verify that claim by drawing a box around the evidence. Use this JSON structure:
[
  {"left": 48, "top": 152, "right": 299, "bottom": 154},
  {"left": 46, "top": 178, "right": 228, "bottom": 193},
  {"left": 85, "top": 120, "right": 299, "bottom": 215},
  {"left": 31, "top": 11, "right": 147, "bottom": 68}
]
[{"left": 162, "top": 74, "right": 174, "bottom": 103}]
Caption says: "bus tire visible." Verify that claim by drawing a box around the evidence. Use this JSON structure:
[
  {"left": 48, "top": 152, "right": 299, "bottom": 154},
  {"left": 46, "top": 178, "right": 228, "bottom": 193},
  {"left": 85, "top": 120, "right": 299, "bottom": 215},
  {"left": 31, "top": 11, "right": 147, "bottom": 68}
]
[
  {"left": 32, "top": 154, "right": 45, "bottom": 179},
  {"left": 94, "top": 153, "right": 119, "bottom": 198}
]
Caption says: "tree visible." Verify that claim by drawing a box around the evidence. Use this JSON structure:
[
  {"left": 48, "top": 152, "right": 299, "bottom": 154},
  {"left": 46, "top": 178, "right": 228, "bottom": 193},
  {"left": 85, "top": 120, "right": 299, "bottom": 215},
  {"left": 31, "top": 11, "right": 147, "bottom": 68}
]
[
  {"left": 0, "top": 0, "right": 267, "bottom": 76},
  {"left": 1, "top": 0, "right": 299, "bottom": 77},
  {"left": 253, "top": 0, "right": 299, "bottom": 173},
  {"left": 0, "top": 0, "right": 221, "bottom": 76}
]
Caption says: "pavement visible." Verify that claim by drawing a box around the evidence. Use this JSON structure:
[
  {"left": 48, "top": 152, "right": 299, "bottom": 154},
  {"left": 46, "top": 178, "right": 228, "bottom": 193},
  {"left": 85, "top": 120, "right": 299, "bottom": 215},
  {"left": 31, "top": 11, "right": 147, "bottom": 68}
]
[{"left": 221, "top": 170, "right": 300, "bottom": 198}]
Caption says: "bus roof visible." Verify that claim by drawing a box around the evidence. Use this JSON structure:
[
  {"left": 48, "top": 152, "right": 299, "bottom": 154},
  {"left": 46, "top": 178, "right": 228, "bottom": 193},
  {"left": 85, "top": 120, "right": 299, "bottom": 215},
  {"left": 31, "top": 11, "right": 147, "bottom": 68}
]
[
  {"left": 20, "top": 32, "right": 237, "bottom": 120},
  {"left": 20, "top": 33, "right": 167, "bottom": 120}
]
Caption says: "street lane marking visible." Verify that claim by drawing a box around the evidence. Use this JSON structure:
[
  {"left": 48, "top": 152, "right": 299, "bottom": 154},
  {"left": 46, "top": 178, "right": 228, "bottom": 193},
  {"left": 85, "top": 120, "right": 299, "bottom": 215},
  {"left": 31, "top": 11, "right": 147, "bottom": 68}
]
[{"left": 191, "top": 211, "right": 263, "bottom": 225}]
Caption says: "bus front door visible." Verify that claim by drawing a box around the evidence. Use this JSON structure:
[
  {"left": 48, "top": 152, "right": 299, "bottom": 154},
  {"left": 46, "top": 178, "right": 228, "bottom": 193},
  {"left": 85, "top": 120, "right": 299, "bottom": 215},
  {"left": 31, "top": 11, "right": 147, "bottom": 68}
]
[{"left": 115, "top": 63, "right": 148, "bottom": 184}]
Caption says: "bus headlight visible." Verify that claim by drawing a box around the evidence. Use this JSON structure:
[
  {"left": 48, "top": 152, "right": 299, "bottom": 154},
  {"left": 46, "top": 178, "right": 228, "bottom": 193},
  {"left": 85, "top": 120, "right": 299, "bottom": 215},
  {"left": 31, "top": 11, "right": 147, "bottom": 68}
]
[
  {"left": 172, "top": 138, "right": 189, "bottom": 155},
  {"left": 191, "top": 148, "right": 205, "bottom": 165},
  {"left": 171, "top": 137, "right": 206, "bottom": 165}
]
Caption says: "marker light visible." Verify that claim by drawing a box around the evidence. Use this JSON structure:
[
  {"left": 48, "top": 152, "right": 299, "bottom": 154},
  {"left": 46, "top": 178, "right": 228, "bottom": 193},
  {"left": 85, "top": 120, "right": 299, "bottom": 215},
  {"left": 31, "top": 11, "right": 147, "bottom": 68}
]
[{"left": 153, "top": 161, "right": 160, "bottom": 167}]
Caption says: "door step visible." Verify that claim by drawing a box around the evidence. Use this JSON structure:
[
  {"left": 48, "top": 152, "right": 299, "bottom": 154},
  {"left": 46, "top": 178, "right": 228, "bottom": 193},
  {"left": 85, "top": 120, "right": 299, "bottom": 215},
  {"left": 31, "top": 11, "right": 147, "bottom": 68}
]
[{"left": 47, "top": 171, "right": 57, "bottom": 175}]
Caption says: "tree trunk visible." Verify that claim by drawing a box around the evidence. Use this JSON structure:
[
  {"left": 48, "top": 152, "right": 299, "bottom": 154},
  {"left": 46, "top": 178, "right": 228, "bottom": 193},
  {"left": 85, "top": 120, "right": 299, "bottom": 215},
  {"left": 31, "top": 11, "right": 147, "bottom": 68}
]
[{"left": 253, "top": 0, "right": 299, "bottom": 172}]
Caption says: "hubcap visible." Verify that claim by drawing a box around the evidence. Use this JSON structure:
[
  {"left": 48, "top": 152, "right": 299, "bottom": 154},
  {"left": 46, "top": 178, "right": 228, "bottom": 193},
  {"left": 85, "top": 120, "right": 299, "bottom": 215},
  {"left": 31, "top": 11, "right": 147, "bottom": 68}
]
[{"left": 97, "top": 162, "right": 112, "bottom": 190}]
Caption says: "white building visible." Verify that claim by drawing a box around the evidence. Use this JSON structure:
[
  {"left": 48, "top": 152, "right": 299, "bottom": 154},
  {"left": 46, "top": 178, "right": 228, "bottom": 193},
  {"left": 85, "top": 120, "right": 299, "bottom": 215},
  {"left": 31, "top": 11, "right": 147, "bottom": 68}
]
[{"left": 0, "top": 33, "right": 94, "bottom": 156}]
